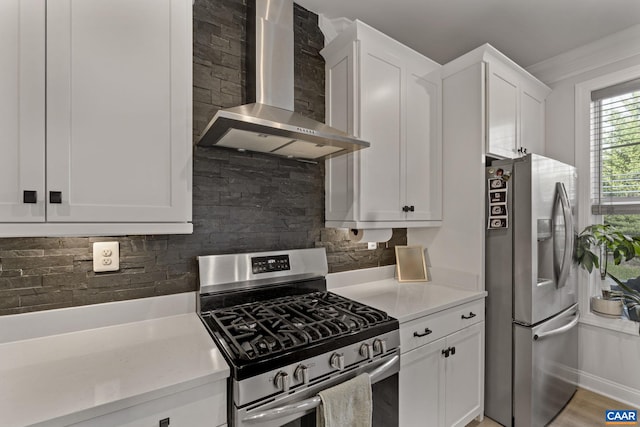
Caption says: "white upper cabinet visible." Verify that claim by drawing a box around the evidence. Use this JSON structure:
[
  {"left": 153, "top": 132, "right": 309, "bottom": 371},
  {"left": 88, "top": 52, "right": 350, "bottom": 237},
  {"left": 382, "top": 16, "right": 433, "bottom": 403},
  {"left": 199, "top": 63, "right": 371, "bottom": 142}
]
[
  {"left": 0, "top": 0, "right": 46, "bottom": 223},
  {"left": 0, "top": 0, "right": 193, "bottom": 236},
  {"left": 486, "top": 60, "right": 519, "bottom": 158},
  {"left": 443, "top": 44, "right": 550, "bottom": 159},
  {"left": 322, "top": 21, "right": 442, "bottom": 229}
]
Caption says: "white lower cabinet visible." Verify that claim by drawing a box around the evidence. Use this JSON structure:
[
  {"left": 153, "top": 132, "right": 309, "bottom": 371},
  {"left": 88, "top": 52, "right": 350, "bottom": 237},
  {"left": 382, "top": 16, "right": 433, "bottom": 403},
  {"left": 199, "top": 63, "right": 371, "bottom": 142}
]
[
  {"left": 400, "top": 337, "right": 446, "bottom": 426},
  {"left": 399, "top": 300, "right": 485, "bottom": 427},
  {"left": 68, "top": 381, "right": 226, "bottom": 427},
  {"left": 444, "top": 323, "right": 484, "bottom": 427}
]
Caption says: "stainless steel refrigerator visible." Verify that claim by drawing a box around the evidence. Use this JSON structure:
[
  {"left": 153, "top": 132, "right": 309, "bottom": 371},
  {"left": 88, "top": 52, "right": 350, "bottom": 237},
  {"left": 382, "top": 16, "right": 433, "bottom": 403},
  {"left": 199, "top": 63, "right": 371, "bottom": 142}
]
[{"left": 485, "top": 154, "right": 579, "bottom": 427}]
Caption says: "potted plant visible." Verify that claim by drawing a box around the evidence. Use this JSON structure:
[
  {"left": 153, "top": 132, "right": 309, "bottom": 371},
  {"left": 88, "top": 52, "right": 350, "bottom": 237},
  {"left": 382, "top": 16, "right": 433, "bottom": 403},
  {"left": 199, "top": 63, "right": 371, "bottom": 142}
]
[{"left": 575, "top": 224, "right": 640, "bottom": 320}]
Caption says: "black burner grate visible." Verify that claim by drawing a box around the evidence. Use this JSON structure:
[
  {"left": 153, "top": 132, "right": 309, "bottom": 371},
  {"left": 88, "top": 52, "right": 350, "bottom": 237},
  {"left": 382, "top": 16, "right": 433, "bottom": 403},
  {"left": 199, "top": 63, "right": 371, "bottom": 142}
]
[{"left": 203, "top": 292, "right": 391, "bottom": 361}]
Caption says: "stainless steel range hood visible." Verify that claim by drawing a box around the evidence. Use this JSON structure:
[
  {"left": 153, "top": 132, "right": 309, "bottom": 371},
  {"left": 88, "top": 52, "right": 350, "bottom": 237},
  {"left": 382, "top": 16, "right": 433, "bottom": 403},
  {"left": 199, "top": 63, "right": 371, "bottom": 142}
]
[{"left": 196, "top": 0, "right": 369, "bottom": 161}]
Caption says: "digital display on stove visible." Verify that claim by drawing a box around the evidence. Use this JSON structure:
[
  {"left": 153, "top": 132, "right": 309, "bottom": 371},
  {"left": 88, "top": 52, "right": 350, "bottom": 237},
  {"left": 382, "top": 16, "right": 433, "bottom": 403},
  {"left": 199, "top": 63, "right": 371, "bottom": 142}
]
[{"left": 251, "top": 254, "right": 290, "bottom": 274}]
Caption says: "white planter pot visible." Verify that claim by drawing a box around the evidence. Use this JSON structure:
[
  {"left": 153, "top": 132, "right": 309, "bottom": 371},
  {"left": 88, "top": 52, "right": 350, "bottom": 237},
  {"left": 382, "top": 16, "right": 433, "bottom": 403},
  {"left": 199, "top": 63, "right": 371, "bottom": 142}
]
[{"left": 591, "top": 296, "right": 623, "bottom": 317}]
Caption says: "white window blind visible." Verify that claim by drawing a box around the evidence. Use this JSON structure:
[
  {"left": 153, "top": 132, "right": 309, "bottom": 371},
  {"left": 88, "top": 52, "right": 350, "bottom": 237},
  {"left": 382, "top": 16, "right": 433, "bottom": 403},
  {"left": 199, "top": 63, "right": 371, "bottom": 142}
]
[{"left": 591, "top": 78, "right": 640, "bottom": 215}]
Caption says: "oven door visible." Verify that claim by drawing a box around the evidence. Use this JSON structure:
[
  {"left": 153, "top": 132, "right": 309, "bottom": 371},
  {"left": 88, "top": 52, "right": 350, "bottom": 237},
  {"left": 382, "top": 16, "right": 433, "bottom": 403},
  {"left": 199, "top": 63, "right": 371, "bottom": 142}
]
[{"left": 234, "top": 351, "right": 399, "bottom": 427}]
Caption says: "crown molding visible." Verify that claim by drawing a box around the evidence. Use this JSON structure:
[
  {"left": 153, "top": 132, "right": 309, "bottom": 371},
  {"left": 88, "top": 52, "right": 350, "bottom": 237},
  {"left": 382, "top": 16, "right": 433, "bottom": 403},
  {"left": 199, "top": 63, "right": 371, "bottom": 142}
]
[
  {"left": 526, "top": 24, "right": 640, "bottom": 85},
  {"left": 317, "top": 14, "right": 354, "bottom": 46}
]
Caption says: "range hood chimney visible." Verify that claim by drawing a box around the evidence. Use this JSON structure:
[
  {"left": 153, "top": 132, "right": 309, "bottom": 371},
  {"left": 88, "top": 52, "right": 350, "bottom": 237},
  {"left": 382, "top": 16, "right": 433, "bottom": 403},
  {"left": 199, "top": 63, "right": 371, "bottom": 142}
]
[{"left": 196, "top": 0, "right": 369, "bottom": 161}]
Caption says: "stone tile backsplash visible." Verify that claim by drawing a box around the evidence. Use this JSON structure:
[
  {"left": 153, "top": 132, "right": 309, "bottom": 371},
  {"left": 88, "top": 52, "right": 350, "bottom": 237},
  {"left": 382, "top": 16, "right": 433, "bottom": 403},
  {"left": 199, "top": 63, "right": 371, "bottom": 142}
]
[{"left": 0, "top": 0, "right": 406, "bottom": 315}]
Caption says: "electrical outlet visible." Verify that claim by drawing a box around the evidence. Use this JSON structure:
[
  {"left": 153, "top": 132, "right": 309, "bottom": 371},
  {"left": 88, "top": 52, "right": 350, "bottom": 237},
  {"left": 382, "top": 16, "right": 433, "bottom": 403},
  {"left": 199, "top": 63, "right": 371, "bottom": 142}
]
[
  {"left": 93, "top": 242, "right": 119, "bottom": 272},
  {"left": 368, "top": 242, "right": 377, "bottom": 250}
]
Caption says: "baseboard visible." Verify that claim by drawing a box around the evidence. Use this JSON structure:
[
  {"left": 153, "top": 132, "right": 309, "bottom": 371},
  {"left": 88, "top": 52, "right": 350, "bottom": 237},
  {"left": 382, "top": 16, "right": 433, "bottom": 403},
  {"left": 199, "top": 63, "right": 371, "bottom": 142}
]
[{"left": 578, "top": 369, "right": 640, "bottom": 409}]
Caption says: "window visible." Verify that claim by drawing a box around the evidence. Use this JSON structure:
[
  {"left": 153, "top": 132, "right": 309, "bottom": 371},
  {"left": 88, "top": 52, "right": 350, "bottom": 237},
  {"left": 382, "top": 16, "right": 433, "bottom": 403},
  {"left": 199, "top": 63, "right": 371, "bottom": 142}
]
[
  {"left": 590, "top": 79, "right": 640, "bottom": 312},
  {"left": 591, "top": 78, "right": 640, "bottom": 215}
]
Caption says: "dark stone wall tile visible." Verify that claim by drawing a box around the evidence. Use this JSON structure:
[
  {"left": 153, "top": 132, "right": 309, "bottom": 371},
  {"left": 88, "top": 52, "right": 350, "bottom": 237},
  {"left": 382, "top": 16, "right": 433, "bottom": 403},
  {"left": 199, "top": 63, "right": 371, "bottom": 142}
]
[{"left": 0, "top": 0, "right": 406, "bottom": 315}]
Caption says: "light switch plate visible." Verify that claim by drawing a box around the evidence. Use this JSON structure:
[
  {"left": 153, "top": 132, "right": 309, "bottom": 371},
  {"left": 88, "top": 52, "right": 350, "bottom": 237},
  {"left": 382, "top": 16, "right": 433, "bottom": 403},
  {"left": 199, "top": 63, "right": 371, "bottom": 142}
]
[{"left": 93, "top": 242, "right": 120, "bottom": 272}]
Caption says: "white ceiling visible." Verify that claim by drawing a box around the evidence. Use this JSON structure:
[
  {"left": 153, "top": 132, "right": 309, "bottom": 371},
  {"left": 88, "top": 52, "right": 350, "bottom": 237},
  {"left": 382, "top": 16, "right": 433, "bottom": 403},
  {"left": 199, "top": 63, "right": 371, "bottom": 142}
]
[{"left": 295, "top": 0, "right": 640, "bottom": 68}]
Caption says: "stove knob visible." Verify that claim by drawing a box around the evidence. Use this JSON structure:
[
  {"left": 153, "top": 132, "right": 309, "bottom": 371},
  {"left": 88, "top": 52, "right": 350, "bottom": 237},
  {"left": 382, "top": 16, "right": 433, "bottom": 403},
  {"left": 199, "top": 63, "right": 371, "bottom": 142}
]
[
  {"left": 330, "top": 353, "right": 345, "bottom": 370},
  {"left": 274, "top": 371, "right": 290, "bottom": 392},
  {"left": 373, "top": 338, "right": 387, "bottom": 354},
  {"left": 359, "top": 343, "right": 373, "bottom": 360},
  {"left": 294, "top": 364, "right": 310, "bottom": 385}
]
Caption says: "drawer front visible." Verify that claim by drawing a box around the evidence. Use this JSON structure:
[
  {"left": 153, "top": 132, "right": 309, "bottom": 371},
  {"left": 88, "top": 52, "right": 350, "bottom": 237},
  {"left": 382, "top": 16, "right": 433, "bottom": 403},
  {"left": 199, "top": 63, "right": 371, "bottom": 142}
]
[
  {"left": 68, "top": 381, "right": 226, "bottom": 427},
  {"left": 400, "top": 299, "right": 484, "bottom": 353}
]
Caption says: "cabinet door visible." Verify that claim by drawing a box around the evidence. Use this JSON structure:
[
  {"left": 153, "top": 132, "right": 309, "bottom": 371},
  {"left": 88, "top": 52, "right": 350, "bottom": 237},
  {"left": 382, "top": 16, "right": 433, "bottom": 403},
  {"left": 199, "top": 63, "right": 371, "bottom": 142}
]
[
  {"left": 0, "top": 0, "right": 45, "bottom": 222},
  {"left": 444, "top": 322, "right": 484, "bottom": 427},
  {"left": 486, "top": 62, "right": 518, "bottom": 158},
  {"left": 46, "top": 0, "right": 192, "bottom": 223},
  {"left": 520, "top": 88, "right": 545, "bottom": 155},
  {"left": 325, "top": 41, "right": 357, "bottom": 222},
  {"left": 405, "top": 64, "right": 442, "bottom": 221},
  {"left": 358, "top": 42, "right": 404, "bottom": 221},
  {"left": 68, "top": 382, "right": 226, "bottom": 427},
  {"left": 399, "top": 338, "right": 446, "bottom": 427}
]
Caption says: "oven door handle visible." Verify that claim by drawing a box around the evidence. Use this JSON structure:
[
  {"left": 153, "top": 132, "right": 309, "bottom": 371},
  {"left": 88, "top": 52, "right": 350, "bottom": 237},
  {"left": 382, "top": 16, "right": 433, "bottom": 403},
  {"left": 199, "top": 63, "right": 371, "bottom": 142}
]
[{"left": 242, "top": 355, "right": 399, "bottom": 424}]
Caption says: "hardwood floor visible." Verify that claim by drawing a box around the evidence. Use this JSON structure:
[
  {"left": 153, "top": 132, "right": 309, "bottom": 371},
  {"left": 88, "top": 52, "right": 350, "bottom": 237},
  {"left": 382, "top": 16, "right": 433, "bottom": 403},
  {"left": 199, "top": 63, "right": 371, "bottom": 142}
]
[{"left": 466, "top": 388, "right": 638, "bottom": 427}]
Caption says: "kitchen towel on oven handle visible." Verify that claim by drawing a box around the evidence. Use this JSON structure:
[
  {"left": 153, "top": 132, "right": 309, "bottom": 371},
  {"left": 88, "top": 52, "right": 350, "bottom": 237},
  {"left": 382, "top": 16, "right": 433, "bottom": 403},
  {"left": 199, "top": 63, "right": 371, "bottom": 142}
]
[{"left": 316, "top": 373, "right": 372, "bottom": 427}]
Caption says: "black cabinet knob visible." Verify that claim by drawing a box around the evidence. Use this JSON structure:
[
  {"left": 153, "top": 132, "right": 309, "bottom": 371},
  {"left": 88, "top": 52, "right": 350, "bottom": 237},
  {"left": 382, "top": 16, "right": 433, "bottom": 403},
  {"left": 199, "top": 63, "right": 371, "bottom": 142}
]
[
  {"left": 442, "top": 346, "right": 456, "bottom": 358},
  {"left": 402, "top": 205, "right": 409, "bottom": 212},
  {"left": 49, "top": 191, "right": 62, "bottom": 204},
  {"left": 23, "top": 191, "right": 37, "bottom": 204},
  {"left": 409, "top": 205, "right": 415, "bottom": 212}
]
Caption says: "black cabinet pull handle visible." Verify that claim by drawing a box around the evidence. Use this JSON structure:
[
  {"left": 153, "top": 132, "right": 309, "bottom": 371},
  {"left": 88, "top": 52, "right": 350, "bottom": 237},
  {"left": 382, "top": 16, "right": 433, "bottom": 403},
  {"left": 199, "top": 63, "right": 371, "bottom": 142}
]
[
  {"left": 159, "top": 418, "right": 170, "bottom": 427},
  {"left": 461, "top": 312, "right": 476, "bottom": 320},
  {"left": 413, "top": 328, "right": 432, "bottom": 337},
  {"left": 402, "top": 205, "right": 409, "bottom": 212},
  {"left": 23, "top": 191, "right": 37, "bottom": 204},
  {"left": 409, "top": 205, "right": 415, "bottom": 212},
  {"left": 49, "top": 191, "right": 62, "bottom": 204},
  {"left": 442, "top": 347, "right": 456, "bottom": 358}
]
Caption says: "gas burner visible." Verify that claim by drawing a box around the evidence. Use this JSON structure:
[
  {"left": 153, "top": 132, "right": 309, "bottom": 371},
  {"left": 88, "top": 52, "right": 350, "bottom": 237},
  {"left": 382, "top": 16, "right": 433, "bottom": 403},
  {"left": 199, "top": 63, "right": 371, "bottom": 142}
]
[{"left": 204, "top": 292, "right": 393, "bottom": 362}]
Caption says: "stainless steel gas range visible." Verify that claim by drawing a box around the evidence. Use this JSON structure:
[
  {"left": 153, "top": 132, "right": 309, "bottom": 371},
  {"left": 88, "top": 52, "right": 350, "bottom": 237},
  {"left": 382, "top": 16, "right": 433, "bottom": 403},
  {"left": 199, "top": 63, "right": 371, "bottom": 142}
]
[{"left": 197, "top": 248, "right": 400, "bottom": 427}]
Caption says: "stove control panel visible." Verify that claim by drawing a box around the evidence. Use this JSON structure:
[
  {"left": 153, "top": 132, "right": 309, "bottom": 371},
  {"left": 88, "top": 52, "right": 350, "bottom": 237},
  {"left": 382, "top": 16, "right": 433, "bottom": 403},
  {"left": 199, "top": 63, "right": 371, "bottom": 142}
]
[
  {"left": 234, "top": 330, "right": 401, "bottom": 407},
  {"left": 251, "top": 255, "right": 291, "bottom": 274}
]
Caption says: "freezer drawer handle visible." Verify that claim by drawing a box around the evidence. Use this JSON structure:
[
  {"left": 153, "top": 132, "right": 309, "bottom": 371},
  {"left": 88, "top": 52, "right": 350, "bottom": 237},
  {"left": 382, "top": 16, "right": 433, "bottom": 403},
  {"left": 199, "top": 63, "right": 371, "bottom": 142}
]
[
  {"left": 413, "top": 328, "right": 432, "bottom": 337},
  {"left": 461, "top": 312, "right": 476, "bottom": 320},
  {"left": 533, "top": 311, "right": 580, "bottom": 341}
]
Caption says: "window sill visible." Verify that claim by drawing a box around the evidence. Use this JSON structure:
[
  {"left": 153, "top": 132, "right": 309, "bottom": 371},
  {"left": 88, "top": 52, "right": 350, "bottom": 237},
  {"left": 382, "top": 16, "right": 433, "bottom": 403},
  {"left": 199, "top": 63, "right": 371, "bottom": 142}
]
[{"left": 579, "top": 310, "right": 640, "bottom": 336}]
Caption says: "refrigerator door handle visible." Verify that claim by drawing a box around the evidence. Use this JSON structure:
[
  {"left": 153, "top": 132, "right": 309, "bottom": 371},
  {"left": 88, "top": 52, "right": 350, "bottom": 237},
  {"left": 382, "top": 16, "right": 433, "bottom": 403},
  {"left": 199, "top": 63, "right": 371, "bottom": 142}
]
[
  {"left": 553, "top": 182, "right": 574, "bottom": 289},
  {"left": 533, "top": 310, "right": 580, "bottom": 341}
]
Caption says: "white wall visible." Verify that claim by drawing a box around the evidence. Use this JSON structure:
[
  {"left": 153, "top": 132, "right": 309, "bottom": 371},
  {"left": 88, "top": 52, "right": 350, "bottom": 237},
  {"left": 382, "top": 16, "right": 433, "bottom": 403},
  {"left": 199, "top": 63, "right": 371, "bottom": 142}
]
[{"left": 579, "top": 323, "right": 640, "bottom": 407}]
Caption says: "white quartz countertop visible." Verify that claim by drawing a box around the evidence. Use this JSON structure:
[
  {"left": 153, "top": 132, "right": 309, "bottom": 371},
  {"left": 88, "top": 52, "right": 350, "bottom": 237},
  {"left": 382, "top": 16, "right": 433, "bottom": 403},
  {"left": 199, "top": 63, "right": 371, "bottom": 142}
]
[
  {"left": 332, "top": 278, "right": 487, "bottom": 323},
  {"left": 0, "top": 295, "right": 229, "bottom": 427}
]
